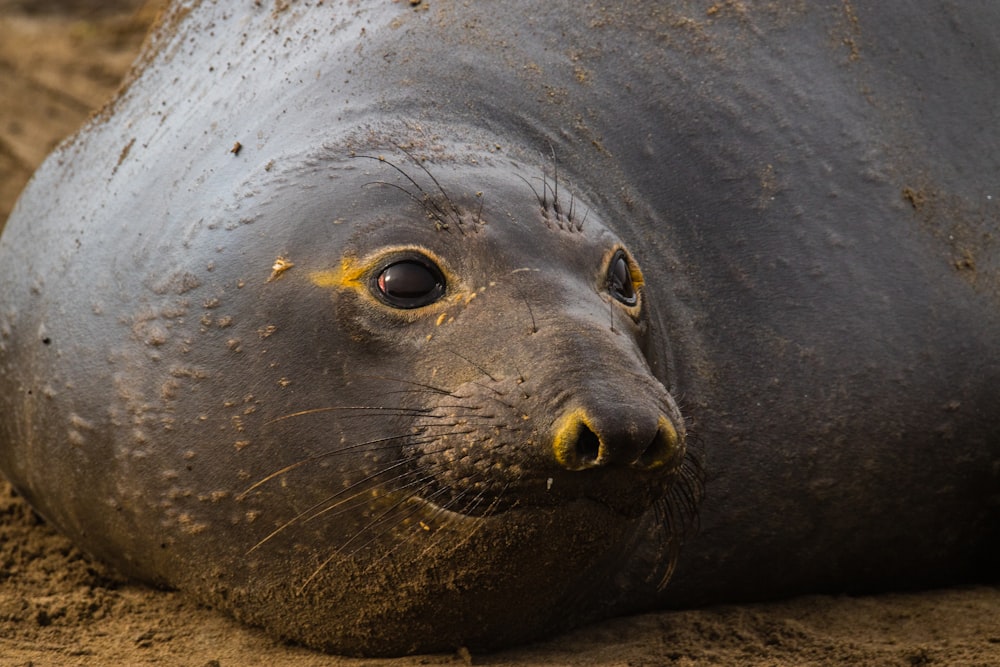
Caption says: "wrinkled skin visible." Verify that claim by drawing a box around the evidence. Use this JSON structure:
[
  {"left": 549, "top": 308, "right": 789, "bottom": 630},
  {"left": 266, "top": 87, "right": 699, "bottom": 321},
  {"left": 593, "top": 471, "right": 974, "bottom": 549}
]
[{"left": 0, "top": 0, "right": 998, "bottom": 657}]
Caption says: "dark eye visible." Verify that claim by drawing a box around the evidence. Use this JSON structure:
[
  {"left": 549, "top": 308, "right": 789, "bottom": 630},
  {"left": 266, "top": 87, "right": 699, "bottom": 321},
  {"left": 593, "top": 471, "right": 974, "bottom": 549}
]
[
  {"left": 374, "top": 257, "right": 446, "bottom": 309},
  {"left": 607, "top": 250, "right": 638, "bottom": 306}
]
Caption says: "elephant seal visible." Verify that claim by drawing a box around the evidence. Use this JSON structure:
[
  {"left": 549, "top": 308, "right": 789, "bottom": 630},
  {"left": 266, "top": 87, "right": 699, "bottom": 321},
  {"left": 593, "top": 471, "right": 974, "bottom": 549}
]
[{"left": 1, "top": 0, "right": 998, "bottom": 657}]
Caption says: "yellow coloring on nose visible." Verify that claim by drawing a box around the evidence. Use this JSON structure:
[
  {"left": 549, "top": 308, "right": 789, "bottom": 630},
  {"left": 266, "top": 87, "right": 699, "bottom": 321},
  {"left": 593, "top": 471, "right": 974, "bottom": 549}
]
[
  {"left": 551, "top": 408, "right": 599, "bottom": 469},
  {"left": 643, "top": 415, "right": 680, "bottom": 471}
]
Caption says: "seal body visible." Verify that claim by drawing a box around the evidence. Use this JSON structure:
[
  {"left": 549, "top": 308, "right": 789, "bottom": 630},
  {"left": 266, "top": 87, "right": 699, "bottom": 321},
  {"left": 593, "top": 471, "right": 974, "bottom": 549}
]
[{"left": 1, "top": 0, "right": 998, "bottom": 656}]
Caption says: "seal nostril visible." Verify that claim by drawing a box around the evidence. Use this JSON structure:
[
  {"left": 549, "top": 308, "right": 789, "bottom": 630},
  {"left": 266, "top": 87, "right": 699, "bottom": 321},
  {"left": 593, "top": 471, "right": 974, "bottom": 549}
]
[
  {"left": 574, "top": 425, "right": 602, "bottom": 465},
  {"left": 636, "top": 430, "right": 667, "bottom": 468},
  {"left": 634, "top": 419, "right": 680, "bottom": 470},
  {"left": 553, "top": 411, "right": 606, "bottom": 470}
]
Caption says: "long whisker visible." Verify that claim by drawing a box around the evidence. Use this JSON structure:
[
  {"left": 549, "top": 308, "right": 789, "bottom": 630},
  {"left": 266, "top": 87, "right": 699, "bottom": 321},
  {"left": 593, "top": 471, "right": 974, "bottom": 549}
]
[
  {"left": 245, "top": 458, "right": 419, "bottom": 553},
  {"left": 237, "top": 430, "right": 431, "bottom": 500},
  {"left": 652, "top": 453, "right": 704, "bottom": 590},
  {"left": 512, "top": 280, "right": 538, "bottom": 335},
  {"left": 447, "top": 350, "right": 500, "bottom": 383},
  {"left": 243, "top": 419, "right": 490, "bottom": 552},
  {"left": 297, "top": 482, "right": 440, "bottom": 593},
  {"left": 392, "top": 142, "right": 463, "bottom": 231},
  {"left": 353, "top": 154, "right": 454, "bottom": 228},
  {"left": 301, "top": 468, "right": 439, "bottom": 529},
  {"left": 438, "top": 482, "right": 512, "bottom": 558},
  {"left": 265, "top": 405, "right": 433, "bottom": 426},
  {"left": 395, "top": 485, "right": 485, "bottom": 564},
  {"left": 352, "top": 153, "right": 428, "bottom": 196},
  {"left": 540, "top": 159, "right": 550, "bottom": 209},
  {"left": 516, "top": 173, "right": 545, "bottom": 209},
  {"left": 340, "top": 481, "right": 455, "bottom": 562},
  {"left": 475, "top": 190, "right": 484, "bottom": 225},
  {"left": 352, "top": 375, "right": 456, "bottom": 395},
  {"left": 361, "top": 180, "right": 430, "bottom": 211},
  {"left": 549, "top": 143, "right": 560, "bottom": 216},
  {"left": 348, "top": 477, "right": 493, "bottom": 580}
]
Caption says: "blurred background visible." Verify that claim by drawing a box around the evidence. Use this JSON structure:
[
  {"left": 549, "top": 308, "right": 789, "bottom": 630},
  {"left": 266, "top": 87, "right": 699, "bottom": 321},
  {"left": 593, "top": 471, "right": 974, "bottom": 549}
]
[{"left": 0, "top": 0, "right": 162, "bottom": 225}]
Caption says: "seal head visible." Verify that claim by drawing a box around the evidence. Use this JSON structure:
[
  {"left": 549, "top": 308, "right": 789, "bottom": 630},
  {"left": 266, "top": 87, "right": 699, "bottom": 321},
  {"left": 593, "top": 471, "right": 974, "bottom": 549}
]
[{"left": 223, "top": 152, "right": 697, "bottom": 653}]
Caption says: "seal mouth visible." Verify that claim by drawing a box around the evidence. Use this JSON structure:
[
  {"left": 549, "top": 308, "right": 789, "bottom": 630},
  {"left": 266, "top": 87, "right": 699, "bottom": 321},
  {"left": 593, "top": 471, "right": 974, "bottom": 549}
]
[
  {"left": 408, "top": 494, "right": 492, "bottom": 526},
  {"left": 406, "top": 488, "right": 651, "bottom": 527},
  {"left": 408, "top": 463, "right": 683, "bottom": 523}
]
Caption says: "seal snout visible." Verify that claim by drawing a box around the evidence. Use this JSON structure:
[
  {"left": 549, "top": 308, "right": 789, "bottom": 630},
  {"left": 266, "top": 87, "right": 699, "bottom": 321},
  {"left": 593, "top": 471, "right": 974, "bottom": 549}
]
[{"left": 552, "top": 408, "right": 683, "bottom": 472}]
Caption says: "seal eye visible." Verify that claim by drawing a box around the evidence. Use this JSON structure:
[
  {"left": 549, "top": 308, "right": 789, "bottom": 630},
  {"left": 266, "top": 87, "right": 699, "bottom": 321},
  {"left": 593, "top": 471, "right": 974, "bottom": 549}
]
[
  {"left": 374, "top": 257, "right": 446, "bottom": 309},
  {"left": 607, "top": 250, "right": 638, "bottom": 306}
]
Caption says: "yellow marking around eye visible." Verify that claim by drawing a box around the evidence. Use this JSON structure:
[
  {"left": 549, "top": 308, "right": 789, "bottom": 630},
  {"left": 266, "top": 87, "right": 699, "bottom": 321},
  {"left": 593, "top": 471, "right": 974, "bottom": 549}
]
[
  {"left": 309, "top": 255, "right": 365, "bottom": 291},
  {"left": 629, "top": 263, "right": 645, "bottom": 290},
  {"left": 600, "top": 246, "right": 645, "bottom": 308},
  {"left": 308, "top": 247, "right": 477, "bottom": 322}
]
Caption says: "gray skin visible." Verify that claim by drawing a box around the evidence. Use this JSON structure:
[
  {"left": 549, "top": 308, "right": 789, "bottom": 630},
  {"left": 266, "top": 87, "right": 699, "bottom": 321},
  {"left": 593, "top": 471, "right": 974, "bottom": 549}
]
[{"left": 1, "top": 0, "right": 998, "bottom": 657}]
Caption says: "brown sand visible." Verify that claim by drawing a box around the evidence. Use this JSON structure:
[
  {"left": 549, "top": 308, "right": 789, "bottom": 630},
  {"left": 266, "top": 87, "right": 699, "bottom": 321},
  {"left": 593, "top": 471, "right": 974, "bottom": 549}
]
[{"left": 0, "top": 2, "right": 998, "bottom": 665}]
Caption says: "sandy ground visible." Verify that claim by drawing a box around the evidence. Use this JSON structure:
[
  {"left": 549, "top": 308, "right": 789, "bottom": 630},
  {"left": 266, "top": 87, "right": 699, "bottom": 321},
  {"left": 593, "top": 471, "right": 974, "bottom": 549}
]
[{"left": 0, "top": 2, "right": 998, "bottom": 665}]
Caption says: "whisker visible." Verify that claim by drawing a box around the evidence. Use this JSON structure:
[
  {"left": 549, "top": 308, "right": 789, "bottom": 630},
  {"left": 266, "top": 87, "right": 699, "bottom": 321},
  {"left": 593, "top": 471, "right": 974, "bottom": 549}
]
[
  {"left": 352, "top": 153, "right": 428, "bottom": 196},
  {"left": 298, "top": 481, "right": 438, "bottom": 592},
  {"left": 652, "top": 454, "right": 704, "bottom": 590},
  {"left": 511, "top": 280, "right": 538, "bottom": 335},
  {"left": 609, "top": 292, "right": 616, "bottom": 333},
  {"left": 355, "top": 480, "right": 492, "bottom": 575},
  {"left": 329, "top": 472, "right": 487, "bottom": 580},
  {"left": 304, "top": 470, "right": 437, "bottom": 531},
  {"left": 392, "top": 142, "right": 463, "bottom": 231},
  {"left": 429, "top": 405, "right": 495, "bottom": 419},
  {"left": 549, "top": 143, "right": 560, "bottom": 216},
  {"left": 401, "top": 486, "right": 486, "bottom": 561},
  {"left": 651, "top": 499, "right": 680, "bottom": 590},
  {"left": 361, "top": 179, "right": 429, "bottom": 210},
  {"left": 430, "top": 483, "right": 489, "bottom": 524},
  {"left": 323, "top": 467, "right": 500, "bottom": 582},
  {"left": 341, "top": 481, "right": 455, "bottom": 562},
  {"left": 244, "top": 419, "right": 498, "bottom": 553},
  {"left": 541, "top": 161, "right": 551, "bottom": 209},
  {"left": 238, "top": 430, "right": 434, "bottom": 500},
  {"left": 353, "top": 153, "right": 453, "bottom": 228},
  {"left": 447, "top": 350, "right": 500, "bottom": 383},
  {"left": 438, "top": 482, "right": 512, "bottom": 558},
  {"left": 352, "top": 375, "right": 456, "bottom": 396},
  {"left": 516, "top": 173, "right": 545, "bottom": 209},
  {"left": 245, "top": 458, "right": 419, "bottom": 553},
  {"left": 365, "top": 179, "right": 452, "bottom": 227},
  {"left": 265, "top": 405, "right": 433, "bottom": 426}
]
